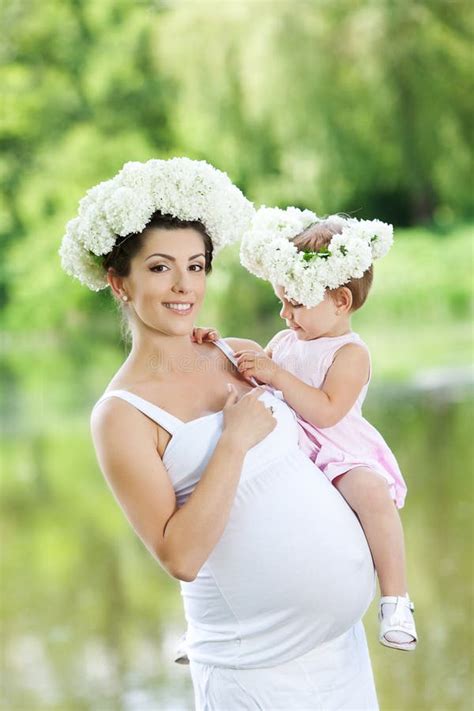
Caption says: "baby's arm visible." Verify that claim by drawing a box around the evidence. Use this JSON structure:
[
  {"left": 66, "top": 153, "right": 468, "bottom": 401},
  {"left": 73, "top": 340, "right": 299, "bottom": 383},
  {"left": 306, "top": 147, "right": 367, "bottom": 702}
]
[
  {"left": 271, "top": 343, "right": 370, "bottom": 428},
  {"left": 234, "top": 339, "right": 368, "bottom": 422},
  {"left": 192, "top": 326, "right": 220, "bottom": 343}
]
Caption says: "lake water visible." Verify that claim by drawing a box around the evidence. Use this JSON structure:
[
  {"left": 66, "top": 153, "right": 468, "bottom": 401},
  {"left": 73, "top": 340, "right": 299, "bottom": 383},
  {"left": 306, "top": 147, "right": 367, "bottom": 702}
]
[{"left": 1, "top": 377, "right": 472, "bottom": 710}]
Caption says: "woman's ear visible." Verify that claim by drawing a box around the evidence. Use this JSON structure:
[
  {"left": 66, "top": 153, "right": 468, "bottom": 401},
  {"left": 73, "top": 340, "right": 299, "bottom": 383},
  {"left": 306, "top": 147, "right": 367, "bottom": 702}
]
[
  {"left": 334, "top": 286, "right": 353, "bottom": 313},
  {"left": 107, "top": 268, "right": 126, "bottom": 301}
]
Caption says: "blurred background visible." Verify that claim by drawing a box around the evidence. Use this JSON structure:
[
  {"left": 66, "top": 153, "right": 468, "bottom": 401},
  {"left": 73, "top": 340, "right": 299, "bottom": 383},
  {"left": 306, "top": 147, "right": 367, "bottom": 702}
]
[{"left": 1, "top": 1, "right": 473, "bottom": 709}]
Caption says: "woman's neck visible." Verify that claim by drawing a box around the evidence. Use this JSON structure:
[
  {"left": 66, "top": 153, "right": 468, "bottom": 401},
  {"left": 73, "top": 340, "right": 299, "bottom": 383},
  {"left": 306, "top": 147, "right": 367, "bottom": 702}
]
[{"left": 126, "top": 328, "right": 204, "bottom": 379}]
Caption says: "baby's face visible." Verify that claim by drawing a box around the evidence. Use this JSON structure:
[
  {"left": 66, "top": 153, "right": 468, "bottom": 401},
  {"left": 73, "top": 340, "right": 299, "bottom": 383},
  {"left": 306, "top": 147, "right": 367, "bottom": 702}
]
[{"left": 274, "top": 285, "right": 341, "bottom": 340}]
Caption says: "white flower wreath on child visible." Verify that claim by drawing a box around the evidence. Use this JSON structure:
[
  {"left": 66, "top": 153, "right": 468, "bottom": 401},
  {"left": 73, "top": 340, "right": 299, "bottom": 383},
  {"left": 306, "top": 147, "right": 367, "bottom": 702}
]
[
  {"left": 240, "top": 206, "right": 394, "bottom": 307},
  {"left": 59, "top": 157, "right": 255, "bottom": 291}
]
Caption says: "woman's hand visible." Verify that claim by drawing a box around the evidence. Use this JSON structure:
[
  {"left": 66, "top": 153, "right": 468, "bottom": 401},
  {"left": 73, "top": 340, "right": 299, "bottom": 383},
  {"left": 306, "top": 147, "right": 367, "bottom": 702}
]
[
  {"left": 234, "top": 350, "right": 283, "bottom": 387},
  {"left": 192, "top": 326, "right": 221, "bottom": 344},
  {"left": 222, "top": 385, "right": 276, "bottom": 451}
]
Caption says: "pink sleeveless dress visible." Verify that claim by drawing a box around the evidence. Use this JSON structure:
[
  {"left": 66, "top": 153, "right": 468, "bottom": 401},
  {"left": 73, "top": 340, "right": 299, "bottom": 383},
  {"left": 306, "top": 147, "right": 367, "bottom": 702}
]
[{"left": 272, "top": 330, "right": 407, "bottom": 509}]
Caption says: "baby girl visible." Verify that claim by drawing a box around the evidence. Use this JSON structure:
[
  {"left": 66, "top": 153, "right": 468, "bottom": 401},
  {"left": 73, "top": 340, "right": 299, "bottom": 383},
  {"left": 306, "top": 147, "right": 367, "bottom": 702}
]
[{"left": 177, "top": 208, "right": 417, "bottom": 663}]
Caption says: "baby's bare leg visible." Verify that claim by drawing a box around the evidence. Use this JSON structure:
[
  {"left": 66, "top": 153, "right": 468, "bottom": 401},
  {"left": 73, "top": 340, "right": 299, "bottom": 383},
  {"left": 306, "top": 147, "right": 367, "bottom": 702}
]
[{"left": 334, "top": 466, "right": 407, "bottom": 596}]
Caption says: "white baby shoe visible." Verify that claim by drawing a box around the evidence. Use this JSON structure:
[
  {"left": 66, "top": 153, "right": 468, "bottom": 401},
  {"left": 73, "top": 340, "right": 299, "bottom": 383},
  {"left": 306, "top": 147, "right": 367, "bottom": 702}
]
[
  {"left": 379, "top": 594, "right": 417, "bottom": 651},
  {"left": 173, "top": 632, "right": 190, "bottom": 665}
]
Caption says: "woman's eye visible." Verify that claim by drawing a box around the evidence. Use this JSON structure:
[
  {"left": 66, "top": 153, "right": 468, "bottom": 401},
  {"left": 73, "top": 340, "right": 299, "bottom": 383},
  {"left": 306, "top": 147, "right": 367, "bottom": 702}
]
[
  {"left": 150, "top": 264, "right": 169, "bottom": 272},
  {"left": 189, "top": 264, "right": 204, "bottom": 271}
]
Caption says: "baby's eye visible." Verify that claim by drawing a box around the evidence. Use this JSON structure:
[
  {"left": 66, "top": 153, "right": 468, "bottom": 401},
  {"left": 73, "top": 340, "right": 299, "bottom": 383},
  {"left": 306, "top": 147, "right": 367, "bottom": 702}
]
[
  {"left": 287, "top": 297, "right": 302, "bottom": 307},
  {"left": 150, "top": 264, "right": 169, "bottom": 272}
]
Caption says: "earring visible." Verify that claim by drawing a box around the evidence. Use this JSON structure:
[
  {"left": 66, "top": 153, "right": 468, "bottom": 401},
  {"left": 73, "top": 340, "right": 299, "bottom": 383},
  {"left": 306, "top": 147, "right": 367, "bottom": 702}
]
[{"left": 121, "top": 294, "right": 129, "bottom": 302}]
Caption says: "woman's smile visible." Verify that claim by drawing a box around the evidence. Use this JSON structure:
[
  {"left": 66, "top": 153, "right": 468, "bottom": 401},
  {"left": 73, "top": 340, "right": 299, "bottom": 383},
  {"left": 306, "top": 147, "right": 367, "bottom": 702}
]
[{"left": 162, "top": 301, "right": 195, "bottom": 315}]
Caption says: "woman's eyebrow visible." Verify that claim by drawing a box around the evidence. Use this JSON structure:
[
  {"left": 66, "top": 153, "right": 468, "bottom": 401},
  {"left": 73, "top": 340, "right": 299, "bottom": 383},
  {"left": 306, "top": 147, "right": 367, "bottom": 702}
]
[{"left": 145, "top": 252, "right": 205, "bottom": 262}]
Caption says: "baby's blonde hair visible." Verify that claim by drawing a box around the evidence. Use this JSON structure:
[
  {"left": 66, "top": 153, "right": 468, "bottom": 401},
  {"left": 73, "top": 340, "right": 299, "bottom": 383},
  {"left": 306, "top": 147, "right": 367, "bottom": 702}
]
[{"left": 293, "top": 216, "right": 373, "bottom": 311}]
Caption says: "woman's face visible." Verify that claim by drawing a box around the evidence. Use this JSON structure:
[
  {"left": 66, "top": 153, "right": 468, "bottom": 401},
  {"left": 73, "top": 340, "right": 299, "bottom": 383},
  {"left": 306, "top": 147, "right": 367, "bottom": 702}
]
[{"left": 120, "top": 227, "right": 208, "bottom": 337}]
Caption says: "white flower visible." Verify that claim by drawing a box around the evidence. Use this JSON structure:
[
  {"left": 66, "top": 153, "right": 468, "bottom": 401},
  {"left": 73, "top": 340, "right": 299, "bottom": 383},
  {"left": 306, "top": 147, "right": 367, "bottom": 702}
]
[
  {"left": 60, "top": 157, "right": 255, "bottom": 290},
  {"left": 78, "top": 204, "right": 116, "bottom": 256},
  {"left": 59, "top": 220, "right": 106, "bottom": 291},
  {"left": 103, "top": 186, "right": 154, "bottom": 237},
  {"left": 240, "top": 207, "right": 393, "bottom": 307}
]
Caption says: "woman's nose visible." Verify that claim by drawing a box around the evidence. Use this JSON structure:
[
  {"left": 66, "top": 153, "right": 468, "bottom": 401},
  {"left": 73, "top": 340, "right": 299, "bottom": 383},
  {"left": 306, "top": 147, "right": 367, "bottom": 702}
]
[{"left": 172, "top": 270, "right": 192, "bottom": 293}]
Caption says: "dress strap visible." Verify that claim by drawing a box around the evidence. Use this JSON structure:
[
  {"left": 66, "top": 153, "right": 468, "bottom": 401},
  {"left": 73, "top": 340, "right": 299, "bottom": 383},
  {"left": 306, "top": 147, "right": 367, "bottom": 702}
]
[
  {"left": 93, "top": 389, "right": 182, "bottom": 435},
  {"left": 212, "top": 339, "right": 259, "bottom": 386},
  {"left": 212, "top": 338, "right": 240, "bottom": 366}
]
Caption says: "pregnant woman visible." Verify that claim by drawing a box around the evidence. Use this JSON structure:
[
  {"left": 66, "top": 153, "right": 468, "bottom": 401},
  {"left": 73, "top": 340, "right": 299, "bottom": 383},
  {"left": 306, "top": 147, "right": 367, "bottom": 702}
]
[{"left": 60, "top": 158, "right": 378, "bottom": 710}]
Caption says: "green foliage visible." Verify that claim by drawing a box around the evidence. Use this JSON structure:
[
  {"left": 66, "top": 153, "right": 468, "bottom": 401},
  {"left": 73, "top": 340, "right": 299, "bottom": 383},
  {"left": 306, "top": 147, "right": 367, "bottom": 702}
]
[
  {"left": 1, "top": 0, "right": 473, "bottom": 312},
  {"left": 156, "top": 0, "right": 473, "bottom": 221},
  {"left": 0, "top": 0, "right": 472, "bottom": 394}
]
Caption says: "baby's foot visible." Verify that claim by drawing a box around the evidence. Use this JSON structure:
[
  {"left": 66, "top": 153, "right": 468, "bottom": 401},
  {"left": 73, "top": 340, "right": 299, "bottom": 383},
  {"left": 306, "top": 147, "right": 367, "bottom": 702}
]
[
  {"left": 173, "top": 632, "right": 190, "bottom": 665},
  {"left": 379, "top": 594, "right": 417, "bottom": 651}
]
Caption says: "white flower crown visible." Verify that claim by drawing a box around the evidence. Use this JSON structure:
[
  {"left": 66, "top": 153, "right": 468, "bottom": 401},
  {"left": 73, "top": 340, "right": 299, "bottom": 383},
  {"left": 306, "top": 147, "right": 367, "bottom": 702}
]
[
  {"left": 59, "top": 157, "right": 255, "bottom": 290},
  {"left": 240, "top": 206, "right": 393, "bottom": 307}
]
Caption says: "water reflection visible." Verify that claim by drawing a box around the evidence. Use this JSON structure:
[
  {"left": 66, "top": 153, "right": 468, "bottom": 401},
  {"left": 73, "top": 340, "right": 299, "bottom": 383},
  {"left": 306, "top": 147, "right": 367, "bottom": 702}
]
[{"left": 1, "top": 382, "right": 472, "bottom": 710}]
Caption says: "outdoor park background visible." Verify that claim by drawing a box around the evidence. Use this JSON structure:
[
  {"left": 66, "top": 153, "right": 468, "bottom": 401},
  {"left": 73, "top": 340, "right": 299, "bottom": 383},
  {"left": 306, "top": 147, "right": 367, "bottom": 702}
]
[{"left": 1, "top": 1, "right": 473, "bottom": 709}]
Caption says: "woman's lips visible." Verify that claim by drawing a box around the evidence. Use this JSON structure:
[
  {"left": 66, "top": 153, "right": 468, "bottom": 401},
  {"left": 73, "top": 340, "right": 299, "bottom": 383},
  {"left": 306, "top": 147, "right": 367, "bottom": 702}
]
[{"left": 163, "top": 302, "right": 194, "bottom": 315}]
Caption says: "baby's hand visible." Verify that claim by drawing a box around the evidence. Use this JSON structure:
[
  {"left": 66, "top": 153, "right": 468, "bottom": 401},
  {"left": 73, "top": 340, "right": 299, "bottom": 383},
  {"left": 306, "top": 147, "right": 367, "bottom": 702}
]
[
  {"left": 234, "top": 349, "right": 282, "bottom": 386},
  {"left": 192, "top": 326, "right": 221, "bottom": 344}
]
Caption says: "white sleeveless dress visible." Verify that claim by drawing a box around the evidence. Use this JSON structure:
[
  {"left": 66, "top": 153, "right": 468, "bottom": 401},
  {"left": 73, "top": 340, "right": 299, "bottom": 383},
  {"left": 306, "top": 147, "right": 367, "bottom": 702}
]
[{"left": 94, "top": 339, "right": 378, "bottom": 710}]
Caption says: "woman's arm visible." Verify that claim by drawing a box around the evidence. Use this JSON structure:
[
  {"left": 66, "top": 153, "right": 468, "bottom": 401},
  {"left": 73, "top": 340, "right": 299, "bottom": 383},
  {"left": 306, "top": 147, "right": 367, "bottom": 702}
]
[
  {"left": 90, "top": 386, "right": 274, "bottom": 582},
  {"left": 236, "top": 343, "right": 369, "bottom": 428}
]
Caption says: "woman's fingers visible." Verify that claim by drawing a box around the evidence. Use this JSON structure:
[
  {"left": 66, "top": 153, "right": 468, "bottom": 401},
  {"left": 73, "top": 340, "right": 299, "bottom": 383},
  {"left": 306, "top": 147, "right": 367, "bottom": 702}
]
[
  {"left": 224, "top": 383, "right": 263, "bottom": 410},
  {"left": 223, "top": 383, "right": 239, "bottom": 408},
  {"left": 241, "top": 385, "right": 267, "bottom": 400}
]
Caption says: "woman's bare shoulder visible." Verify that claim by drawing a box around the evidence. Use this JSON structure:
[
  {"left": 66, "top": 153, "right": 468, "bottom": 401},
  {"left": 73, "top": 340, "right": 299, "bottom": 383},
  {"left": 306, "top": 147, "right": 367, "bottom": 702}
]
[
  {"left": 90, "top": 388, "right": 157, "bottom": 444},
  {"left": 91, "top": 361, "right": 155, "bottom": 424},
  {"left": 224, "top": 337, "right": 264, "bottom": 353}
]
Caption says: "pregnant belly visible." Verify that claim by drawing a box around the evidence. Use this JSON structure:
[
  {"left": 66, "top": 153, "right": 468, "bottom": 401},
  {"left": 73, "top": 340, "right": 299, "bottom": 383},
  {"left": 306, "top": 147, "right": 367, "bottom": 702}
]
[{"left": 181, "top": 449, "right": 375, "bottom": 668}]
